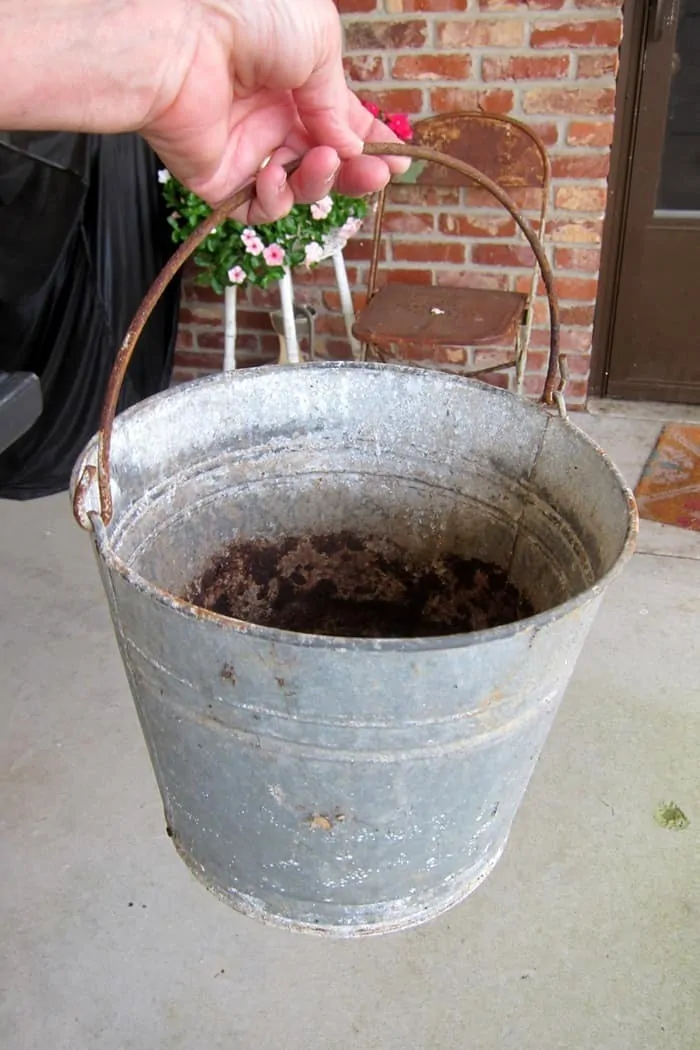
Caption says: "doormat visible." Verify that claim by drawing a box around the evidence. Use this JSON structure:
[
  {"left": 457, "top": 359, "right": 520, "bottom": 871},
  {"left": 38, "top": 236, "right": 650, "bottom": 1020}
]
[{"left": 634, "top": 423, "right": 700, "bottom": 532}]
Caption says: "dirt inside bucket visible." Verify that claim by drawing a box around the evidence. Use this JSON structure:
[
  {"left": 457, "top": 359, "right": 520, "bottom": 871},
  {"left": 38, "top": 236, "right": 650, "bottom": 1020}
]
[{"left": 185, "top": 531, "right": 533, "bottom": 638}]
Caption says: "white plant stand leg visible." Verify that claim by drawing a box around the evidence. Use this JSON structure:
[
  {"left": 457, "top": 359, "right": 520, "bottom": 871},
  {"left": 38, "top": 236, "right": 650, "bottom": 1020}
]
[
  {"left": 280, "top": 268, "right": 301, "bottom": 365},
  {"left": 332, "top": 249, "right": 360, "bottom": 359},
  {"left": 223, "top": 284, "right": 237, "bottom": 371}
]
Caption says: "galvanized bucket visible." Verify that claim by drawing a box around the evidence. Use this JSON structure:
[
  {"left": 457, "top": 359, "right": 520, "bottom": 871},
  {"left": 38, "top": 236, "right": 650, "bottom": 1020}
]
[{"left": 71, "top": 145, "right": 637, "bottom": 936}]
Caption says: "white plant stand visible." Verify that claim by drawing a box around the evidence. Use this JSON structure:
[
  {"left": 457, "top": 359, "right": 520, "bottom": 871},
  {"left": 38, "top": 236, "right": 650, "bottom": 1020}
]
[{"left": 222, "top": 235, "right": 360, "bottom": 371}]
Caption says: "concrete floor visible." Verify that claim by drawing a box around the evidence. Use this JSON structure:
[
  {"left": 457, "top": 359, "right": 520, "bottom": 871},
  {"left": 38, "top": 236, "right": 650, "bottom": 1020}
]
[{"left": 1, "top": 412, "right": 699, "bottom": 1049}]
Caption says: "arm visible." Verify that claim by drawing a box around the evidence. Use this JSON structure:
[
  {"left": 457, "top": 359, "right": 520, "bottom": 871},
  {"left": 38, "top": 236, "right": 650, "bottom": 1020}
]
[{"left": 0, "top": 0, "right": 406, "bottom": 220}]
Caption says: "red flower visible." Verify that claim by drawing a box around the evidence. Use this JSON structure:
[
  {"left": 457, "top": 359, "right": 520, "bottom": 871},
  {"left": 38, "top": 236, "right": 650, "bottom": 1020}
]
[
  {"left": 362, "top": 101, "right": 381, "bottom": 118},
  {"left": 386, "top": 113, "right": 414, "bottom": 142}
]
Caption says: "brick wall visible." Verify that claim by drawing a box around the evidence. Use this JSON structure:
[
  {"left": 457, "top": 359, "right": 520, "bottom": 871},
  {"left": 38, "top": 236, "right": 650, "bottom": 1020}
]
[{"left": 174, "top": 0, "right": 623, "bottom": 407}]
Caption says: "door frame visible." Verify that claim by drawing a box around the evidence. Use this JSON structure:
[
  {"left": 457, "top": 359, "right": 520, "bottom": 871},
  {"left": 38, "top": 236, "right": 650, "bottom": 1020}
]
[{"left": 589, "top": 0, "right": 651, "bottom": 397}]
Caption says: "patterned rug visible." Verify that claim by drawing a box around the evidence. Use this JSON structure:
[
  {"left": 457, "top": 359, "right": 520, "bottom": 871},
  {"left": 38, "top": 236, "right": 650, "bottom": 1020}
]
[{"left": 635, "top": 423, "right": 700, "bottom": 532}]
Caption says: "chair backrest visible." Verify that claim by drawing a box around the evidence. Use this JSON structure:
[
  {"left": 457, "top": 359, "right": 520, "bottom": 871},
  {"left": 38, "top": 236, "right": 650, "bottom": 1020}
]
[
  {"left": 368, "top": 112, "right": 550, "bottom": 300},
  {"left": 410, "top": 112, "right": 550, "bottom": 192}
]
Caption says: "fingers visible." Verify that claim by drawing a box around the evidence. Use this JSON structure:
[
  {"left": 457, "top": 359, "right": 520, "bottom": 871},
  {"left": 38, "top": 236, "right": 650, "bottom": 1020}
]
[
  {"left": 333, "top": 156, "right": 392, "bottom": 199},
  {"left": 292, "top": 35, "right": 364, "bottom": 160},
  {"left": 347, "top": 93, "right": 412, "bottom": 178}
]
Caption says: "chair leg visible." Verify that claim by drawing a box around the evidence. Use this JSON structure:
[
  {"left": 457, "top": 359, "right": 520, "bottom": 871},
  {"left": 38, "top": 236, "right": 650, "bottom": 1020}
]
[
  {"left": 515, "top": 325, "right": 527, "bottom": 395},
  {"left": 223, "top": 285, "right": 237, "bottom": 371},
  {"left": 332, "top": 250, "right": 360, "bottom": 360},
  {"left": 280, "top": 268, "right": 301, "bottom": 365}
]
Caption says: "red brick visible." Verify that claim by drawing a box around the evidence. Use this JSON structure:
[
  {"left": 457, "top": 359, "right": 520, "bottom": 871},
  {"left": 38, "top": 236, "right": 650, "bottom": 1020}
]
[
  {"left": 482, "top": 55, "right": 570, "bottom": 80},
  {"left": 381, "top": 269, "right": 434, "bottom": 284},
  {"left": 237, "top": 309, "right": 274, "bottom": 331},
  {"left": 392, "top": 54, "right": 472, "bottom": 80},
  {"left": 472, "top": 347, "right": 517, "bottom": 369},
  {"left": 176, "top": 328, "right": 193, "bottom": 349},
  {"left": 554, "top": 247, "right": 601, "bottom": 272},
  {"left": 343, "top": 237, "right": 385, "bottom": 262},
  {"left": 439, "top": 213, "right": 516, "bottom": 237},
  {"left": 554, "top": 275, "right": 599, "bottom": 300},
  {"left": 551, "top": 152, "right": 610, "bottom": 178},
  {"left": 335, "top": 0, "right": 378, "bottom": 10},
  {"left": 346, "top": 20, "right": 428, "bottom": 50},
  {"left": 479, "top": 372, "right": 510, "bottom": 389},
  {"left": 431, "top": 88, "right": 515, "bottom": 114},
  {"left": 386, "top": 0, "right": 467, "bottom": 10},
  {"left": 531, "top": 299, "right": 550, "bottom": 325},
  {"left": 359, "top": 89, "right": 424, "bottom": 114},
  {"left": 258, "top": 336, "right": 283, "bottom": 359},
  {"left": 314, "top": 314, "right": 351, "bottom": 337},
  {"left": 393, "top": 241, "right": 466, "bottom": 263},
  {"left": 429, "top": 88, "right": 477, "bottom": 113},
  {"left": 187, "top": 283, "right": 223, "bottom": 304},
  {"left": 530, "top": 328, "right": 593, "bottom": 351},
  {"left": 196, "top": 331, "right": 258, "bottom": 353},
  {"left": 472, "top": 243, "right": 536, "bottom": 267},
  {"left": 176, "top": 350, "right": 225, "bottom": 370},
  {"left": 343, "top": 55, "right": 385, "bottom": 83},
  {"left": 479, "top": 0, "right": 564, "bottom": 7},
  {"left": 384, "top": 210, "right": 435, "bottom": 233},
  {"left": 577, "top": 52, "right": 619, "bottom": 77},
  {"left": 391, "top": 186, "right": 460, "bottom": 206},
  {"left": 546, "top": 218, "right": 604, "bottom": 242},
  {"left": 519, "top": 350, "right": 551, "bottom": 375},
  {"left": 491, "top": 186, "right": 544, "bottom": 212},
  {"left": 529, "top": 122, "right": 560, "bottom": 147},
  {"left": 178, "top": 306, "right": 221, "bottom": 327},
  {"left": 567, "top": 119, "right": 614, "bottom": 146},
  {"left": 323, "top": 290, "right": 368, "bottom": 312},
  {"left": 558, "top": 352, "right": 594, "bottom": 375},
  {"left": 524, "top": 374, "right": 588, "bottom": 399},
  {"left": 171, "top": 367, "right": 199, "bottom": 384},
  {"left": 325, "top": 339, "right": 357, "bottom": 361},
  {"left": 436, "top": 270, "right": 510, "bottom": 290},
  {"left": 523, "top": 87, "right": 616, "bottom": 115},
  {"left": 437, "top": 19, "right": 525, "bottom": 47},
  {"left": 555, "top": 185, "right": 608, "bottom": 211},
  {"left": 531, "top": 19, "right": 622, "bottom": 48},
  {"left": 560, "top": 304, "right": 596, "bottom": 325}
]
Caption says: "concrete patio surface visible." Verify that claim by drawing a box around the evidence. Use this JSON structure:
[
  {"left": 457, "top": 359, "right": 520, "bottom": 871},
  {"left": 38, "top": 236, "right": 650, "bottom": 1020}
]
[{"left": 1, "top": 410, "right": 698, "bottom": 1049}]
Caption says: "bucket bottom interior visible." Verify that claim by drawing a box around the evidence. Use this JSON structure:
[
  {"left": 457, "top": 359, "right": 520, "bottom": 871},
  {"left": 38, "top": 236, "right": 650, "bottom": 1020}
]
[
  {"left": 110, "top": 429, "right": 623, "bottom": 636},
  {"left": 184, "top": 530, "right": 535, "bottom": 637}
]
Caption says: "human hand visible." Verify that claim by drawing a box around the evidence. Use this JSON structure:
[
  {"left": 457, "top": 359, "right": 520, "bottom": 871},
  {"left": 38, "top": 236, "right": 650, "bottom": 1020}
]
[{"left": 141, "top": 0, "right": 410, "bottom": 222}]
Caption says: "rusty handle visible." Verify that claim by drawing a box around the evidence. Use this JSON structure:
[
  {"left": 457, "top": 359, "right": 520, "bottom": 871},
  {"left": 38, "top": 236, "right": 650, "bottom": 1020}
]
[{"left": 74, "top": 142, "right": 560, "bottom": 530}]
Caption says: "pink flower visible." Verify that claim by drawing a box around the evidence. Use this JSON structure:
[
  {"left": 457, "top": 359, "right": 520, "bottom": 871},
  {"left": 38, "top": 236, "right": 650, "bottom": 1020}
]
[
  {"left": 241, "top": 227, "right": 258, "bottom": 245},
  {"left": 311, "top": 196, "right": 334, "bottom": 221},
  {"left": 305, "top": 242, "right": 325, "bottom": 266},
  {"left": 227, "top": 266, "right": 246, "bottom": 285},
  {"left": 362, "top": 101, "right": 381, "bottom": 118},
  {"left": 244, "top": 236, "right": 264, "bottom": 257},
  {"left": 263, "top": 243, "right": 286, "bottom": 266},
  {"left": 340, "top": 217, "right": 363, "bottom": 238},
  {"left": 386, "top": 113, "right": 414, "bottom": 142}
]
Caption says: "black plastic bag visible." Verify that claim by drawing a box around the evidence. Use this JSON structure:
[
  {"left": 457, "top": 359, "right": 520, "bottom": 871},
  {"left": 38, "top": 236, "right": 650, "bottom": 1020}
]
[{"left": 0, "top": 131, "right": 180, "bottom": 498}]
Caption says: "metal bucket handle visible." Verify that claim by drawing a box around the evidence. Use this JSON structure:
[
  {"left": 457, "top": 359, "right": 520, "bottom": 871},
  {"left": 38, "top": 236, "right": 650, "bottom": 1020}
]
[{"left": 73, "top": 141, "right": 562, "bottom": 531}]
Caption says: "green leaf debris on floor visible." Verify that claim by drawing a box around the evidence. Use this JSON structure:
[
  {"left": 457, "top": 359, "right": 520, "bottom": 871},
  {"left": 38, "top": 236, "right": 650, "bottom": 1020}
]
[{"left": 653, "top": 802, "right": 690, "bottom": 831}]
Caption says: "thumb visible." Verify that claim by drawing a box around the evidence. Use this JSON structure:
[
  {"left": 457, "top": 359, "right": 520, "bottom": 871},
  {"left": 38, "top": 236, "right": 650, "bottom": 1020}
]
[{"left": 293, "top": 49, "right": 364, "bottom": 158}]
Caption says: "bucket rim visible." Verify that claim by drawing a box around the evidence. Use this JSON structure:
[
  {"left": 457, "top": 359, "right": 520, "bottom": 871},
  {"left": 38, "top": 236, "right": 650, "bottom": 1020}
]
[{"left": 76, "top": 362, "right": 639, "bottom": 651}]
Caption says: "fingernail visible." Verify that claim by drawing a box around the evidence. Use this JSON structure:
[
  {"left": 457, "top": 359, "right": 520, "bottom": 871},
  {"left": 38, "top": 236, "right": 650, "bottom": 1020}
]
[
  {"left": 277, "top": 171, "right": 288, "bottom": 191},
  {"left": 325, "top": 163, "right": 342, "bottom": 185}
]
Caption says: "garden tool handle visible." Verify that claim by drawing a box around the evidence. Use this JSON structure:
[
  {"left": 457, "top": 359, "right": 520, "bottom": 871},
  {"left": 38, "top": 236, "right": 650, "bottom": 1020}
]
[{"left": 75, "top": 142, "right": 561, "bottom": 530}]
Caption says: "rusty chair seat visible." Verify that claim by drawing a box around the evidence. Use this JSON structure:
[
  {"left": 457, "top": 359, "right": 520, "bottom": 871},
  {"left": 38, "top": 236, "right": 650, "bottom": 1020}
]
[
  {"left": 352, "top": 112, "right": 550, "bottom": 389},
  {"left": 353, "top": 283, "right": 526, "bottom": 351}
]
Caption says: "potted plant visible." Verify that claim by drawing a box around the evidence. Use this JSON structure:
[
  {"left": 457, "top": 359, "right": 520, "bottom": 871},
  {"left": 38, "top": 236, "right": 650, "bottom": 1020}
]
[{"left": 159, "top": 102, "right": 414, "bottom": 368}]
